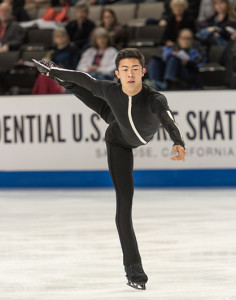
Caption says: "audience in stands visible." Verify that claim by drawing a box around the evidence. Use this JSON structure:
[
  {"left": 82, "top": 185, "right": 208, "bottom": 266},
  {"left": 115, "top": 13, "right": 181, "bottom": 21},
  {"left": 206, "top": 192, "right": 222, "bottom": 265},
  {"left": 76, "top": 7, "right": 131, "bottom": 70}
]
[
  {"left": 0, "top": 0, "right": 30, "bottom": 21},
  {"left": 32, "top": 26, "right": 79, "bottom": 94},
  {"left": 219, "top": 39, "right": 236, "bottom": 87},
  {"left": 0, "top": 2, "right": 25, "bottom": 51},
  {"left": 76, "top": 27, "right": 117, "bottom": 80},
  {"left": 159, "top": 0, "right": 201, "bottom": 26},
  {"left": 161, "top": 0, "right": 196, "bottom": 47},
  {"left": 1, "top": 0, "right": 236, "bottom": 95},
  {"left": 197, "top": 0, "right": 215, "bottom": 23},
  {"left": 65, "top": 1, "right": 95, "bottom": 52},
  {"left": 100, "top": 8, "right": 124, "bottom": 49},
  {"left": 147, "top": 29, "right": 206, "bottom": 90},
  {"left": 196, "top": 0, "right": 236, "bottom": 46}
]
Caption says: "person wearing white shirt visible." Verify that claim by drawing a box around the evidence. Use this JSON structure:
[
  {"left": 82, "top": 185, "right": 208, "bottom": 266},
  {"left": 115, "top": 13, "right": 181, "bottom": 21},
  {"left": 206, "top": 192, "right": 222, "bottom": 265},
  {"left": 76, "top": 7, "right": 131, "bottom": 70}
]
[{"left": 76, "top": 27, "right": 118, "bottom": 80}]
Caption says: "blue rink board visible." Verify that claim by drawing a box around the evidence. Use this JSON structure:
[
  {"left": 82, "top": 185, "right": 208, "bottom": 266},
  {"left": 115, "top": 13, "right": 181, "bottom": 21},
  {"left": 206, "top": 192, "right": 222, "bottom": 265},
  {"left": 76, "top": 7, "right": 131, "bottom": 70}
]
[{"left": 0, "top": 169, "right": 236, "bottom": 188}]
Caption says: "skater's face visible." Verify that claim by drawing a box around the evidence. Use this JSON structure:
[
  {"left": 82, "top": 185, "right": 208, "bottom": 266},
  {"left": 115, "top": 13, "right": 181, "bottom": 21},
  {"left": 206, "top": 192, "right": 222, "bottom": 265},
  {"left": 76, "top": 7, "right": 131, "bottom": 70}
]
[{"left": 115, "top": 58, "right": 146, "bottom": 95}]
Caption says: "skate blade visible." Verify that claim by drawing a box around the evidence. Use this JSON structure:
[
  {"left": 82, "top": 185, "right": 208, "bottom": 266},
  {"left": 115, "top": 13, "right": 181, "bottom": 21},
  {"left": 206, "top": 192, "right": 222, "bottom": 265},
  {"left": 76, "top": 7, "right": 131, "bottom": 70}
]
[
  {"left": 32, "top": 59, "right": 50, "bottom": 71},
  {"left": 127, "top": 280, "right": 146, "bottom": 290}
]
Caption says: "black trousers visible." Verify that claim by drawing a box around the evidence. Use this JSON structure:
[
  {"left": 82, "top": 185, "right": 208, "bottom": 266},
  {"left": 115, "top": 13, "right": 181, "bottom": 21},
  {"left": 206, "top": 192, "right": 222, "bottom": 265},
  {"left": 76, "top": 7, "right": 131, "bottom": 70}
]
[{"left": 72, "top": 86, "right": 142, "bottom": 266}]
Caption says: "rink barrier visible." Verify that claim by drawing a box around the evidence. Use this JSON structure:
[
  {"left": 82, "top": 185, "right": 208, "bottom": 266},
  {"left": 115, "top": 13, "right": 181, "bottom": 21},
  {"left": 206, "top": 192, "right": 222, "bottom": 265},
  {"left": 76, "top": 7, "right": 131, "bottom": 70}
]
[
  {"left": 1, "top": 91, "right": 236, "bottom": 188},
  {"left": 0, "top": 169, "right": 236, "bottom": 188}
]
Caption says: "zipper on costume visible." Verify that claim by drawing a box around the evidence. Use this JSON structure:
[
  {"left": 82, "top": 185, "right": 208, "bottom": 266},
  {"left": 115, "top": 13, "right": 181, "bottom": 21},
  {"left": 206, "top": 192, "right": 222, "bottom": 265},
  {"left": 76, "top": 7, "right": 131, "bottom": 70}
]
[{"left": 128, "top": 96, "right": 147, "bottom": 144}]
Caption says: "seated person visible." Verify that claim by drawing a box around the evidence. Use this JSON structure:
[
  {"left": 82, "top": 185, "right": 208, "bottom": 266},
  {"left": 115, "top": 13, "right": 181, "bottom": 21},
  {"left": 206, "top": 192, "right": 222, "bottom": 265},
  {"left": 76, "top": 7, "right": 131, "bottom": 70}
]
[
  {"left": 76, "top": 27, "right": 118, "bottom": 80},
  {"left": 197, "top": 0, "right": 215, "bottom": 23},
  {"left": 33, "top": 27, "right": 79, "bottom": 94},
  {"left": 196, "top": 0, "right": 236, "bottom": 46},
  {"left": 147, "top": 29, "right": 207, "bottom": 90},
  {"left": 157, "top": 0, "right": 201, "bottom": 27},
  {"left": 100, "top": 8, "right": 124, "bottom": 49},
  {"left": 65, "top": 1, "right": 95, "bottom": 52},
  {"left": 162, "top": 0, "right": 196, "bottom": 47},
  {"left": 0, "top": 2, "right": 25, "bottom": 52},
  {"left": 1, "top": 0, "right": 29, "bottom": 22}
]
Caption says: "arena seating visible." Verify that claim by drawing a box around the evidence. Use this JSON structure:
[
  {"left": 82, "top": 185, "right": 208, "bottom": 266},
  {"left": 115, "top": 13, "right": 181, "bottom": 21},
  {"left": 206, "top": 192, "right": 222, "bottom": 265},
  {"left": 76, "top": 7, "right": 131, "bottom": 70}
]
[
  {"left": 199, "top": 46, "right": 227, "bottom": 88},
  {"left": 0, "top": 1, "right": 234, "bottom": 95},
  {"left": 0, "top": 52, "right": 20, "bottom": 73}
]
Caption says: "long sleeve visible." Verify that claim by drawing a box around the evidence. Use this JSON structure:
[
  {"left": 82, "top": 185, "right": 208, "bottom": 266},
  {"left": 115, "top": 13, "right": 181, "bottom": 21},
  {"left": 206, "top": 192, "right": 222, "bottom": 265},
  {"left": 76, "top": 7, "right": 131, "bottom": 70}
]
[
  {"left": 151, "top": 93, "right": 185, "bottom": 148},
  {"left": 159, "top": 110, "right": 185, "bottom": 148},
  {"left": 49, "top": 67, "right": 115, "bottom": 100}
]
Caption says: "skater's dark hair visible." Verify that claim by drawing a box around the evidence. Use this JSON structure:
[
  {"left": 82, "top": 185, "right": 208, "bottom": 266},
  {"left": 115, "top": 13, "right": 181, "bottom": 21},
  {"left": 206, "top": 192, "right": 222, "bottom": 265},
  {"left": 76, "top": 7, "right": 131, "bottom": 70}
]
[{"left": 115, "top": 48, "right": 145, "bottom": 69}]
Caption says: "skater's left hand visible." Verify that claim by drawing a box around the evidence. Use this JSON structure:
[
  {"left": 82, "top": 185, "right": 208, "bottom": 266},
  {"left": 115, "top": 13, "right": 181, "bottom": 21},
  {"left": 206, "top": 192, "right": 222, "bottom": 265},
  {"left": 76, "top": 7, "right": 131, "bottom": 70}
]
[{"left": 170, "top": 145, "right": 185, "bottom": 162}]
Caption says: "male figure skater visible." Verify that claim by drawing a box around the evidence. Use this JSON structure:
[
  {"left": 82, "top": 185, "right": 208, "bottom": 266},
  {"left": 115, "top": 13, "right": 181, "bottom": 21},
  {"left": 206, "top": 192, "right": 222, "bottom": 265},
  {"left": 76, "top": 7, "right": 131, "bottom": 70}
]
[{"left": 34, "top": 48, "right": 185, "bottom": 290}]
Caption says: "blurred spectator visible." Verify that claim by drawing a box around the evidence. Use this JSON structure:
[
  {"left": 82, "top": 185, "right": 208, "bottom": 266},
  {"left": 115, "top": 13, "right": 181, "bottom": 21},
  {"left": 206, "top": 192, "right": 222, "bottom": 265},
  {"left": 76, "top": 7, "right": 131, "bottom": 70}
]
[
  {"left": 147, "top": 29, "right": 206, "bottom": 90},
  {"left": 45, "top": 27, "right": 79, "bottom": 69},
  {"left": 197, "top": 0, "right": 215, "bottom": 23},
  {"left": 76, "top": 27, "right": 118, "bottom": 80},
  {"left": 156, "top": 0, "right": 201, "bottom": 27},
  {"left": 196, "top": 0, "right": 236, "bottom": 46},
  {"left": 100, "top": 8, "right": 124, "bottom": 49},
  {"left": 1, "top": 0, "right": 29, "bottom": 21},
  {"left": 0, "top": 2, "right": 25, "bottom": 52},
  {"left": 162, "top": 0, "right": 196, "bottom": 47},
  {"left": 65, "top": 1, "right": 95, "bottom": 51},
  {"left": 32, "top": 27, "right": 79, "bottom": 94},
  {"left": 220, "top": 39, "right": 236, "bottom": 87}
]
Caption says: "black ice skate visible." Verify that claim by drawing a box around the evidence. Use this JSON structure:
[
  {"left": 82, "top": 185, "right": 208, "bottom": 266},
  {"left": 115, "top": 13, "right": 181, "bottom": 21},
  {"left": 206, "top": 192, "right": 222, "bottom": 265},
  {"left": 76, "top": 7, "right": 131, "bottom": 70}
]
[
  {"left": 125, "top": 263, "right": 148, "bottom": 290},
  {"left": 33, "top": 59, "right": 67, "bottom": 85},
  {"left": 32, "top": 59, "right": 51, "bottom": 75}
]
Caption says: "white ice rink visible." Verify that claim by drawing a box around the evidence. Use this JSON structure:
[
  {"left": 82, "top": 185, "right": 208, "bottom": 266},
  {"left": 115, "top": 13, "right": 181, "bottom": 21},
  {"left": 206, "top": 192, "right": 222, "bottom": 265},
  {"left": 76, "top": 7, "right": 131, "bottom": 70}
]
[{"left": 1, "top": 188, "right": 236, "bottom": 300}]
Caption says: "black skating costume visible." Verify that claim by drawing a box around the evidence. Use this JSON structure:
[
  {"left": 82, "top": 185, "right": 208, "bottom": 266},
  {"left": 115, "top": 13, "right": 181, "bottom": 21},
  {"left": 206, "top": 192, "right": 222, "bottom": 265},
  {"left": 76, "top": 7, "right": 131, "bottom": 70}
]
[{"left": 34, "top": 60, "right": 185, "bottom": 289}]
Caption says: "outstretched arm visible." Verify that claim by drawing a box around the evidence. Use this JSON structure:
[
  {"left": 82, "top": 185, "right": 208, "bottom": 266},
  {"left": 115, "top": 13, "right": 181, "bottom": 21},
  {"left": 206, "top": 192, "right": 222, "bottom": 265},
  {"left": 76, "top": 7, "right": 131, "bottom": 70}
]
[
  {"left": 151, "top": 93, "right": 186, "bottom": 162},
  {"left": 159, "top": 110, "right": 186, "bottom": 161}
]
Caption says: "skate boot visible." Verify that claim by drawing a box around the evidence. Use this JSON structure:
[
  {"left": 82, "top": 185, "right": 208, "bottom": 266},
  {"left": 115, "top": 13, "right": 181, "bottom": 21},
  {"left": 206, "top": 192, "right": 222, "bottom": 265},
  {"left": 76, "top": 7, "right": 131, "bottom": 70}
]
[
  {"left": 125, "top": 262, "right": 148, "bottom": 290},
  {"left": 33, "top": 59, "right": 74, "bottom": 88},
  {"left": 32, "top": 59, "right": 52, "bottom": 75}
]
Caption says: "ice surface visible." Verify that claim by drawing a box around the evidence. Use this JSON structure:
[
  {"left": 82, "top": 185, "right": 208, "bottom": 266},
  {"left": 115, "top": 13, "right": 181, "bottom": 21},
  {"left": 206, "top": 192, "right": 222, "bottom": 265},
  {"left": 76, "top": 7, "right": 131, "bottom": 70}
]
[{"left": 0, "top": 189, "right": 236, "bottom": 300}]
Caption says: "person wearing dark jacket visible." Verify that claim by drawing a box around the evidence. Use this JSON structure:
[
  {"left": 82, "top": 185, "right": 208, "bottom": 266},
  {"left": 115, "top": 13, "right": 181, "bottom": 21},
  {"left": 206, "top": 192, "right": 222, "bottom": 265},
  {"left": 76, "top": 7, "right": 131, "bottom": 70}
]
[
  {"left": 162, "top": 0, "right": 201, "bottom": 21},
  {"left": 162, "top": 0, "right": 196, "bottom": 46},
  {"left": 0, "top": 2, "right": 25, "bottom": 51},
  {"left": 33, "top": 27, "right": 79, "bottom": 94},
  {"left": 65, "top": 1, "right": 95, "bottom": 51},
  {"left": 196, "top": 0, "right": 236, "bottom": 46}
]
